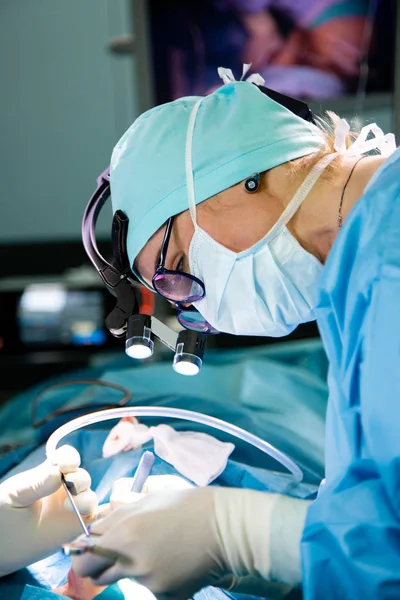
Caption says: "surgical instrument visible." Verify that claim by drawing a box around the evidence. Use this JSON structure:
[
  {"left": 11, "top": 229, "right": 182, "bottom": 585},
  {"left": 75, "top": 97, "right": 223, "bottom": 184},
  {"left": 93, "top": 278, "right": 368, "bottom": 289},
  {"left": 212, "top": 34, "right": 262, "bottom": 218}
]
[
  {"left": 62, "top": 474, "right": 90, "bottom": 537},
  {"left": 63, "top": 535, "right": 130, "bottom": 563},
  {"left": 63, "top": 452, "right": 154, "bottom": 559},
  {"left": 131, "top": 450, "right": 155, "bottom": 493}
]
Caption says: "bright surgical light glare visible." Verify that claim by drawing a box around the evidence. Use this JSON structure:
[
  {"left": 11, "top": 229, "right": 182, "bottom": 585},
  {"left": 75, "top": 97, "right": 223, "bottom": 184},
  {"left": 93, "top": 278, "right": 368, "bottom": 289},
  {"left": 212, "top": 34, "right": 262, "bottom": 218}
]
[
  {"left": 125, "top": 336, "right": 154, "bottom": 360},
  {"left": 126, "top": 343, "right": 153, "bottom": 359},
  {"left": 174, "top": 361, "right": 200, "bottom": 376},
  {"left": 173, "top": 353, "right": 202, "bottom": 376}
]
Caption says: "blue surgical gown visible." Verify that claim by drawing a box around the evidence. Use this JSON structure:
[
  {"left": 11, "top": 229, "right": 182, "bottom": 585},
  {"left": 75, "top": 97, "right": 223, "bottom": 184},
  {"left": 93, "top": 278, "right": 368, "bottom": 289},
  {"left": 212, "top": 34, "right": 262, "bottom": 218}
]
[{"left": 301, "top": 147, "right": 400, "bottom": 598}]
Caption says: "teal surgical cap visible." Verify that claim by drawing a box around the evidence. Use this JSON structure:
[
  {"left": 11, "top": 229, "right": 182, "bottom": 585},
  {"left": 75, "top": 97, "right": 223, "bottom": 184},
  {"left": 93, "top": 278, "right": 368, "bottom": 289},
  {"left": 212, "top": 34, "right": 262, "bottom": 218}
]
[{"left": 110, "top": 81, "right": 325, "bottom": 276}]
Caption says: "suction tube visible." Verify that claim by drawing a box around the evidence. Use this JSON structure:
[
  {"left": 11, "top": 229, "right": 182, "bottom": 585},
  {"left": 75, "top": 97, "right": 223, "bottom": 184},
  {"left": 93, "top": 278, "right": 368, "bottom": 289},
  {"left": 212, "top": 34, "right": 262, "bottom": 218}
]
[{"left": 46, "top": 406, "right": 303, "bottom": 483}]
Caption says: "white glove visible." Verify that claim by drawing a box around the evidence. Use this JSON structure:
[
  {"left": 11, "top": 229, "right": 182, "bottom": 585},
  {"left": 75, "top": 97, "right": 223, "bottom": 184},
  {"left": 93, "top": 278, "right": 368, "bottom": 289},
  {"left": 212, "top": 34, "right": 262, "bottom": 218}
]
[
  {"left": 110, "top": 473, "right": 194, "bottom": 509},
  {"left": 0, "top": 445, "right": 100, "bottom": 577},
  {"left": 71, "top": 485, "right": 311, "bottom": 599}
]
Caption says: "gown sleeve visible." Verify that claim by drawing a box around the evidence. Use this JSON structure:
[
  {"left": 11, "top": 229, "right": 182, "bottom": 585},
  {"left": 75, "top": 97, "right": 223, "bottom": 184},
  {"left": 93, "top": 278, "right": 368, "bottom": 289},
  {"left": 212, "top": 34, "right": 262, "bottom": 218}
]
[{"left": 301, "top": 158, "right": 400, "bottom": 599}]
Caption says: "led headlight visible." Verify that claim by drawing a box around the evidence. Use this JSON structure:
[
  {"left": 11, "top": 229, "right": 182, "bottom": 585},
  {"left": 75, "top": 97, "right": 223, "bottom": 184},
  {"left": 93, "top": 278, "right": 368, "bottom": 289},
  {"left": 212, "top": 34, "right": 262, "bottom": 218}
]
[
  {"left": 173, "top": 330, "right": 206, "bottom": 376},
  {"left": 125, "top": 314, "right": 154, "bottom": 359}
]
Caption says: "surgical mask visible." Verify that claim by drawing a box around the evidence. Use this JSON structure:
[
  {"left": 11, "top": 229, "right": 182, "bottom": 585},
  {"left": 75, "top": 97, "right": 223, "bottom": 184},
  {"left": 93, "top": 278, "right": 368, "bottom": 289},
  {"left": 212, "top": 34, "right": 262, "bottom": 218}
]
[
  {"left": 189, "top": 154, "right": 336, "bottom": 337},
  {"left": 185, "top": 101, "right": 396, "bottom": 337}
]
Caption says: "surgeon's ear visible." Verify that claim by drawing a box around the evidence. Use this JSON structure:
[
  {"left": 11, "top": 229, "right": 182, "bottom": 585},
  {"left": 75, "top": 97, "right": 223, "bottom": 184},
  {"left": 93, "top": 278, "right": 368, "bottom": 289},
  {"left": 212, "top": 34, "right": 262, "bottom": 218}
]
[{"left": 244, "top": 173, "right": 260, "bottom": 193}]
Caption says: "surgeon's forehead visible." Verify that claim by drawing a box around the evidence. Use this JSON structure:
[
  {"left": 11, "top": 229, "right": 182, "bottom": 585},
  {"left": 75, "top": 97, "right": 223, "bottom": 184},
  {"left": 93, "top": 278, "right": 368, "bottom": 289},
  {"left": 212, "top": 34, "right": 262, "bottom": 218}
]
[{"left": 135, "top": 223, "right": 166, "bottom": 282}]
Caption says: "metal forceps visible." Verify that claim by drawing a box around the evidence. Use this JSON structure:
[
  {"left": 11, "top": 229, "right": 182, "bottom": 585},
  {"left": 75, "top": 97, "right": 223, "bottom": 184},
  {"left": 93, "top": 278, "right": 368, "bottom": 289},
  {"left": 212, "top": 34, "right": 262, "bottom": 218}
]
[
  {"left": 62, "top": 451, "right": 155, "bottom": 563},
  {"left": 61, "top": 474, "right": 90, "bottom": 537}
]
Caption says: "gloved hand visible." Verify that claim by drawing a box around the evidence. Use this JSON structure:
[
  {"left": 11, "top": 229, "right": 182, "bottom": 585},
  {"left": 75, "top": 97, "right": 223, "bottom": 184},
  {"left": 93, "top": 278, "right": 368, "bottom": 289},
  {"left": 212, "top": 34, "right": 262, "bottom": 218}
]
[
  {"left": 0, "top": 445, "right": 101, "bottom": 577},
  {"left": 71, "top": 485, "right": 311, "bottom": 599},
  {"left": 110, "top": 473, "right": 194, "bottom": 509}
]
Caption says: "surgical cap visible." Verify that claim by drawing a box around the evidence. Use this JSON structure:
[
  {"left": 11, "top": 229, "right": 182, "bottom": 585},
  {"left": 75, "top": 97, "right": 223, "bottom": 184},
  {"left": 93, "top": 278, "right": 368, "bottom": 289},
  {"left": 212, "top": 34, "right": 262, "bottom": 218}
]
[{"left": 110, "top": 81, "right": 325, "bottom": 274}]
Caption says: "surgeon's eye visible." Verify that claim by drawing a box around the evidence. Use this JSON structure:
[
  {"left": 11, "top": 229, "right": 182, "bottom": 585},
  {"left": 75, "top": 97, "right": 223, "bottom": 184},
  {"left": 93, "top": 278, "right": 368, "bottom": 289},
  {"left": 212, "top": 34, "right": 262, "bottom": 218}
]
[{"left": 175, "top": 256, "right": 185, "bottom": 272}]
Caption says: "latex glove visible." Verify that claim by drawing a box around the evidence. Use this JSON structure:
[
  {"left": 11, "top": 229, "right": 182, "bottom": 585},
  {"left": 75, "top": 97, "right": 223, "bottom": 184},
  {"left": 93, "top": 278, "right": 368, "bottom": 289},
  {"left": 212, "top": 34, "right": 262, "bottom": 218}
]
[
  {"left": 71, "top": 487, "right": 311, "bottom": 599},
  {"left": 0, "top": 445, "right": 101, "bottom": 577},
  {"left": 110, "top": 473, "right": 194, "bottom": 509}
]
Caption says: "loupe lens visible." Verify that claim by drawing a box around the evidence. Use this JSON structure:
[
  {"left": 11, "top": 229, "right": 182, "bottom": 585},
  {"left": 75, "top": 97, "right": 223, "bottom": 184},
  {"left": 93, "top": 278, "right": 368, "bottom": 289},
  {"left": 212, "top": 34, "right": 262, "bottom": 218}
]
[
  {"left": 153, "top": 273, "right": 204, "bottom": 303},
  {"left": 177, "top": 309, "right": 218, "bottom": 334}
]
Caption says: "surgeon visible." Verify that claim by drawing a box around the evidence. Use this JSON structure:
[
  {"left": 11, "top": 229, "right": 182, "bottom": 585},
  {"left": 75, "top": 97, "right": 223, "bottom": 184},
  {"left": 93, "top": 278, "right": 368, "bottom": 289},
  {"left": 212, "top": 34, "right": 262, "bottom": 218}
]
[
  {"left": 0, "top": 445, "right": 100, "bottom": 577},
  {"left": 71, "top": 66, "right": 400, "bottom": 599}
]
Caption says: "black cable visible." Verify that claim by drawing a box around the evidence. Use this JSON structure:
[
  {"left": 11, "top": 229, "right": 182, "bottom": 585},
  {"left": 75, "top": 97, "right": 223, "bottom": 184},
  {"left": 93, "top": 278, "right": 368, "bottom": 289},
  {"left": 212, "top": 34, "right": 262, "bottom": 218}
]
[{"left": 31, "top": 378, "right": 131, "bottom": 428}]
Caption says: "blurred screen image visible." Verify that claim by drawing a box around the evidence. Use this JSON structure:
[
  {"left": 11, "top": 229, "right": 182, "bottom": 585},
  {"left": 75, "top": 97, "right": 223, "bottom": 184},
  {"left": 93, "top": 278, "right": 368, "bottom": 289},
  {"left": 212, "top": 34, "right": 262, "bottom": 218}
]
[
  {"left": 148, "top": 0, "right": 396, "bottom": 103},
  {"left": 18, "top": 285, "right": 107, "bottom": 347}
]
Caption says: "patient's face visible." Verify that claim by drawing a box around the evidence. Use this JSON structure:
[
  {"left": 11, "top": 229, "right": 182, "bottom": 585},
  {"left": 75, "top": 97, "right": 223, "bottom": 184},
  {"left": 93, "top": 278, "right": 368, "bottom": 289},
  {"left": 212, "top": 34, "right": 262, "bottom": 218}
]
[{"left": 53, "top": 568, "right": 106, "bottom": 599}]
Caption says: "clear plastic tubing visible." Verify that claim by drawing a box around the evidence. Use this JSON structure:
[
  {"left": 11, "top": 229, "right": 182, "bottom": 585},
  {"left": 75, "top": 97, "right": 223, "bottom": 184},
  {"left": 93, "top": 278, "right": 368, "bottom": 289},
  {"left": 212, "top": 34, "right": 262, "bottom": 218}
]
[{"left": 46, "top": 406, "right": 303, "bottom": 483}]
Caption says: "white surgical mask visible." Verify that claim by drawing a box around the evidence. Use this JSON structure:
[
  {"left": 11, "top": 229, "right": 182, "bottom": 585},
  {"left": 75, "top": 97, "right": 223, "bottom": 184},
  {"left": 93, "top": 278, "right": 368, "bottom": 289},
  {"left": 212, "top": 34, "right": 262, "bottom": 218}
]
[
  {"left": 190, "top": 153, "right": 335, "bottom": 336},
  {"left": 185, "top": 100, "right": 396, "bottom": 337}
]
